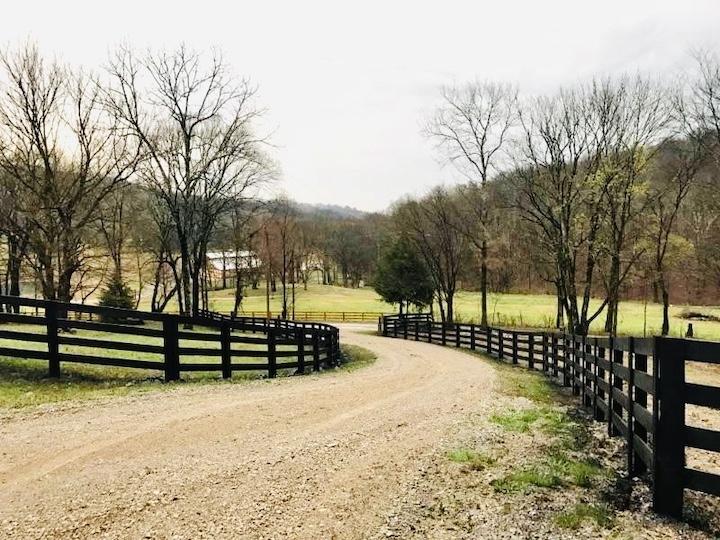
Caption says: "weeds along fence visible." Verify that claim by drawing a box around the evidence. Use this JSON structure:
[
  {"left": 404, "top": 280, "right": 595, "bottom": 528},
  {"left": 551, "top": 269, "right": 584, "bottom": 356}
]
[
  {"left": 0, "top": 295, "right": 341, "bottom": 381},
  {"left": 380, "top": 313, "right": 720, "bottom": 519}
]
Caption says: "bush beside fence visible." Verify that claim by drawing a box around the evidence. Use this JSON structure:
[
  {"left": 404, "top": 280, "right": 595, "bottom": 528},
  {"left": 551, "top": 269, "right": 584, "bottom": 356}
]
[{"left": 380, "top": 313, "right": 720, "bottom": 519}]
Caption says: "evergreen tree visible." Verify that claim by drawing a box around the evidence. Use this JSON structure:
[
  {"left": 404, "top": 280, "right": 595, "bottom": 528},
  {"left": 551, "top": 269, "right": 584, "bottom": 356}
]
[{"left": 373, "top": 237, "right": 434, "bottom": 313}]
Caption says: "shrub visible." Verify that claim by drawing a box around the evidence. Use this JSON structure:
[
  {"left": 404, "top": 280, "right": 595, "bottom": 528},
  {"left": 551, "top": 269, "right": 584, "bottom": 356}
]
[{"left": 98, "top": 275, "right": 136, "bottom": 322}]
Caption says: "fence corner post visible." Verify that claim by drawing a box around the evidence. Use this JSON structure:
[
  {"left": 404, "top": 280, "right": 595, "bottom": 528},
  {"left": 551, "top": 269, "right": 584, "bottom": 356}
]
[
  {"left": 163, "top": 315, "right": 180, "bottom": 382},
  {"left": 268, "top": 327, "right": 277, "bottom": 378},
  {"left": 46, "top": 302, "right": 60, "bottom": 378},
  {"left": 221, "top": 320, "right": 232, "bottom": 379},
  {"left": 652, "top": 337, "right": 686, "bottom": 519},
  {"left": 296, "top": 329, "right": 305, "bottom": 374},
  {"left": 312, "top": 330, "right": 321, "bottom": 371}
]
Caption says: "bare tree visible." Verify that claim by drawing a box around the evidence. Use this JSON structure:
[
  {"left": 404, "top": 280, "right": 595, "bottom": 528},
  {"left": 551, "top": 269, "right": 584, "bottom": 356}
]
[
  {"left": 592, "top": 76, "right": 672, "bottom": 334},
  {"left": 0, "top": 42, "right": 140, "bottom": 302},
  {"left": 515, "top": 86, "right": 611, "bottom": 335},
  {"left": 425, "top": 82, "right": 517, "bottom": 326},
  {"left": 105, "top": 45, "right": 271, "bottom": 317}
]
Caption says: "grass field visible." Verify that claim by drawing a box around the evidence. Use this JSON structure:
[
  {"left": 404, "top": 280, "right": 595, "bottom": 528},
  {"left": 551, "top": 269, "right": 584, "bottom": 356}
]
[
  {"left": 0, "top": 338, "right": 374, "bottom": 409},
  {"left": 178, "top": 283, "right": 720, "bottom": 340}
]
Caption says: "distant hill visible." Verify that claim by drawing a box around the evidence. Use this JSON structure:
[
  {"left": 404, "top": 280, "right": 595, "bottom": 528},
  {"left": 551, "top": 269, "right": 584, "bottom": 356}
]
[{"left": 294, "top": 202, "right": 368, "bottom": 219}]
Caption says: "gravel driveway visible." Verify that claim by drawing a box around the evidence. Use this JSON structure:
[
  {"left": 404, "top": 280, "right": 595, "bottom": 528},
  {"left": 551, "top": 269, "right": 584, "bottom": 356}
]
[{"left": 0, "top": 325, "right": 498, "bottom": 539}]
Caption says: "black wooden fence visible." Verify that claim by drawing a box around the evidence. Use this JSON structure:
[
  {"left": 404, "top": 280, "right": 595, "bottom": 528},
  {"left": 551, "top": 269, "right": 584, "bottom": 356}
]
[
  {"left": 0, "top": 295, "right": 341, "bottom": 381},
  {"left": 380, "top": 313, "right": 720, "bottom": 519}
]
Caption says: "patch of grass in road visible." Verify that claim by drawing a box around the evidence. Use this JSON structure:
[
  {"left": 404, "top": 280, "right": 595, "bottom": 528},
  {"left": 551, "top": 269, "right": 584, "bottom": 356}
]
[
  {"left": 490, "top": 408, "right": 545, "bottom": 433},
  {"left": 491, "top": 454, "right": 604, "bottom": 493},
  {"left": 447, "top": 448, "right": 497, "bottom": 471},
  {"left": 339, "top": 344, "right": 377, "bottom": 372},
  {"left": 555, "top": 503, "right": 614, "bottom": 530},
  {"left": 490, "top": 406, "right": 587, "bottom": 448}
]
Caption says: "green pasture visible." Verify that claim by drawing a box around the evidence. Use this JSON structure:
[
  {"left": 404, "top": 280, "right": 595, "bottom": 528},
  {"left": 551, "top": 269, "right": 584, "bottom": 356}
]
[{"left": 168, "top": 283, "right": 720, "bottom": 340}]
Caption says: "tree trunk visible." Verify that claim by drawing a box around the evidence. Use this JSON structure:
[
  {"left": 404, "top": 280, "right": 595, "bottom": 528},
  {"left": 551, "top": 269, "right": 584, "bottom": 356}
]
[
  {"left": 604, "top": 255, "right": 621, "bottom": 335},
  {"left": 7, "top": 235, "right": 22, "bottom": 313},
  {"left": 232, "top": 272, "right": 243, "bottom": 318},
  {"left": 480, "top": 239, "right": 488, "bottom": 326},
  {"left": 658, "top": 274, "right": 670, "bottom": 336},
  {"left": 191, "top": 268, "right": 201, "bottom": 318},
  {"left": 178, "top": 235, "right": 192, "bottom": 317},
  {"left": 446, "top": 290, "right": 454, "bottom": 323},
  {"left": 555, "top": 280, "right": 565, "bottom": 329}
]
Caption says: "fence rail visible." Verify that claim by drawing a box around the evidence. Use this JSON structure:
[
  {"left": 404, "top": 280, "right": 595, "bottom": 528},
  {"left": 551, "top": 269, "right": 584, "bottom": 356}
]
[
  {"left": 241, "top": 310, "right": 386, "bottom": 322},
  {"left": 380, "top": 313, "right": 720, "bottom": 519},
  {"left": 0, "top": 295, "right": 341, "bottom": 381},
  {"left": 3, "top": 305, "right": 387, "bottom": 324}
]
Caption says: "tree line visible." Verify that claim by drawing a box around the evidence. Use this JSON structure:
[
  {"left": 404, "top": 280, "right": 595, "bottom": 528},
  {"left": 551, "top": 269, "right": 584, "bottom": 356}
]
[{"left": 381, "top": 50, "right": 720, "bottom": 335}]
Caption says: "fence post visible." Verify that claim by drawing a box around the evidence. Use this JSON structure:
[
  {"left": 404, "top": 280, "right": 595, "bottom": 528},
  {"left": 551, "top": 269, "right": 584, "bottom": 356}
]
[
  {"left": 297, "top": 330, "right": 305, "bottom": 374},
  {"left": 403, "top": 318, "right": 408, "bottom": 340},
  {"left": 414, "top": 320, "right": 419, "bottom": 341},
  {"left": 221, "top": 320, "right": 232, "bottom": 379},
  {"left": 584, "top": 337, "right": 593, "bottom": 407},
  {"left": 313, "top": 331, "right": 321, "bottom": 371},
  {"left": 268, "top": 327, "right": 277, "bottom": 378},
  {"left": 653, "top": 337, "right": 686, "bottom": 519},
  {"left": 573, "top": 336, "right": 581, "bottom": 397},
  {"left": 626, "top": 337, "right": 636, "bottom": 475},
  {"left": 634, "top": 347, "right": 649, "bottom": 476},
  {"left": 512, "top": 332, "right": 518, "bottom": 364},
  {"left": 611, "top": 344, "right": 624, "bottom": 436},
  {"left": 46, "top": 302, "right": 60, "bottom": 378},
  {"left": 334, "top": 329, "right": 340, "bottom": 365},
  {"left": 441, "top": 323, "right": 447, "bottom": 346},
  {"left": 596, "top": 342, "right": 607, "bottom": 421},
  {"left": 528, "top": 334, "right": 535, "bottom": 369},
  {"left": 542, "top": 333, "right": 548, "bottom": 372},
  {"left": 163, "top": 316, "right": 180, "bottom": 382},
  {"left": 562, "top": 335, "right": 571, "bottom": 387},
  {"left": 590, "top": 338, "right": 599, "bottom": 418},
  {"left": 455, "top": 324, "right": 461, "bottom": 348},
  {"left": 552, "top": 335, "right": 558, "bottom": 378},
  {"left": 470, "top": 325, "right": 476, "bottom": 350},
  {"left": 498, "top": 329, "right": 504, "bottom": 359},
  {"left": 486, "top": 327, "right": 492, "bottom": 354}
]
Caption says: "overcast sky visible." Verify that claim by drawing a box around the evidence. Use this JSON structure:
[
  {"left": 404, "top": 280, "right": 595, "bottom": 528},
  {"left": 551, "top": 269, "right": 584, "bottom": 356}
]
[{"left": 4, "top": 0, "right": 718, "bottom": 211}]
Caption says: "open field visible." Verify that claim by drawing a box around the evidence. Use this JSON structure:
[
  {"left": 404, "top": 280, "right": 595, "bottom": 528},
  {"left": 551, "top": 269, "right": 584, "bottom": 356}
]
[
  {"left": 159, "top": 283, "right": 720, "bottom": 340},
  {"left": 1, "top": 326, "right": 715, "bottom": 538}
]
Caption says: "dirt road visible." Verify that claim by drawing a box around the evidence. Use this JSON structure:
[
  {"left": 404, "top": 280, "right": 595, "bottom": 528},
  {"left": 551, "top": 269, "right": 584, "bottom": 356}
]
[{"left": 0, "top": 326, "right": 498, "bottom": 539}]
